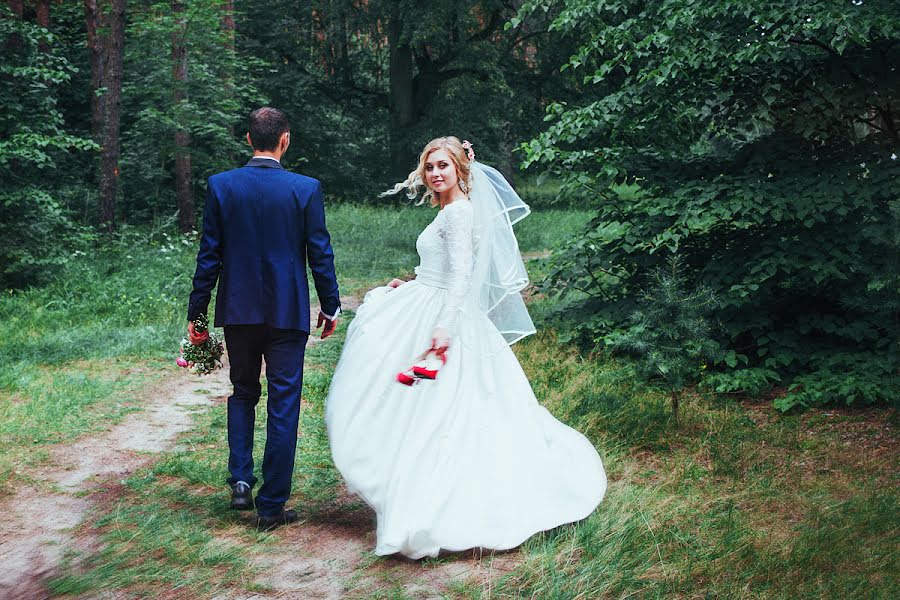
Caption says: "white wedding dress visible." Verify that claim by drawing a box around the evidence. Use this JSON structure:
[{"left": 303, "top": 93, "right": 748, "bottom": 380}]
[{"left": 325, "top": 197, "right": 607, "bottom": 559}]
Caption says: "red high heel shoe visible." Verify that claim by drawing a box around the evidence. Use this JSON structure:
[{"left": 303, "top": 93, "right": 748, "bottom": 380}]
[
  {"left": 396, "top": 368, "right": 418, "bottom": 386},
  {"left": 411, "top": 350, "right": 447, "bottom": 380},
  {"left": 396, "top": 349, "right": 447, "bottom": 386}
]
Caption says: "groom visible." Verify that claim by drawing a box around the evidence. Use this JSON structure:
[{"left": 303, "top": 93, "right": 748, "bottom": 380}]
[{"left": 187, "top": 107, "right": 340, "bottom": 530}]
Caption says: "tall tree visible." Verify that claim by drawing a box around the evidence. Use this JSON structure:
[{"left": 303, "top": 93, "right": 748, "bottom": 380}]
[
  {"left": 172, "top": 0, "right": 194, "bottom": 232},
  {"left": 221, "top": 0, "right": 234, "bottom": 45},
  {"left": 35, "top": 0, "right": 49, "bottom": 25},
  {"left": 381, "top": 0, "right": 512, "bottom": 177},
  {"left": 35, "top": 0, "right": 49, "bottom": 52},
  {"left": 221, "top": 0, "right": 235, "bottom": 139},
  {"left": 5, "top": 0, "right": 24, "bottom": 49},
  {"left": 386, "top": 10, "right": 413, "bottom": 177},
  {"left": 85, "top": 0, "right": 126, "bottom": 232}
]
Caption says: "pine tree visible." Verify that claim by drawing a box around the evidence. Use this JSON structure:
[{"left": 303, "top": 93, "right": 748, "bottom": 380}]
[{"left": 607, "top": 254, "right": 722, "bottom": 422}]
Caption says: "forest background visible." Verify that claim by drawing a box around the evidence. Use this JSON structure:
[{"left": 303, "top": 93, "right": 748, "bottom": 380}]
[
  {"left": 3, "top": 0, "right": 897, "bottom": 409},
  {"left": 0, "top": 1, "right": 898, "bottom": 597}
]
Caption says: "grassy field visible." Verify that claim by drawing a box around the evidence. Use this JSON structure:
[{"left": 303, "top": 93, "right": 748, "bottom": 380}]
[{"left": 2, "top": 201, "right": 897, "bottom": 598}]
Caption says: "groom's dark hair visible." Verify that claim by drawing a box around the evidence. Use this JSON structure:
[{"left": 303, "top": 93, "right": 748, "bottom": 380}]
[{"left": 248, "top": 107, "right": 290, "bottom": 151}]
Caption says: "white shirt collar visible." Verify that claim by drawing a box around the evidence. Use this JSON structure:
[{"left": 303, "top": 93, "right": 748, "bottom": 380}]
[{"left": 252, "top": 156, "right": 281, "bottom": 163}]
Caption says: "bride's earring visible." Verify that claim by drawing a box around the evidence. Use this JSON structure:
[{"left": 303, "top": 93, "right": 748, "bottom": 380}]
[{"left": 458, "top": 179, "right": 468, "bottom": 194}]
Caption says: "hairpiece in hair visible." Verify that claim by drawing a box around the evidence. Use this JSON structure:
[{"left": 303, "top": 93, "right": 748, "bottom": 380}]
[{"left": 462, "top": 140, "right": 475, "bottom": 161}]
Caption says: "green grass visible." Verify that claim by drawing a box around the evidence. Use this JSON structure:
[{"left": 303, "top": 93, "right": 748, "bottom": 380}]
[
  {"left": 0, "top": 358, "right": 168, "bottom": 491},
  {"left": 472, "top": 332, "right": 900, "bottom": 599},
  {"left": 4, "top": 204, "right": 896, "bottom": 598},
  {"left": 0, "top": 224, "right": 195, "bottom": 491}
]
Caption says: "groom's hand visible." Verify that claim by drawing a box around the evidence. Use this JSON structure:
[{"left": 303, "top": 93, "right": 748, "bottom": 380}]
[
  {"left": 187, "top": 321, "right": 209, "bottom": 345},
  {"left": 317, "top": 312, "right": 338, "bottom": 339}
]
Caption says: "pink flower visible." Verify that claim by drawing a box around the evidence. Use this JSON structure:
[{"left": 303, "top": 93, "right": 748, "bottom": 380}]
[
  {"left": 461, "top": 140, "right": 475, "bottom": 161},
  {"left": 176, "top": 357, "right": 189, "bottom": 368}
]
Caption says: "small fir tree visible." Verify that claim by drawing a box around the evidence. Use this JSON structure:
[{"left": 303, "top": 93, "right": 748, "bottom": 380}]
[{"left": 606, "top": 254, "right": 722, "bottom": 422}]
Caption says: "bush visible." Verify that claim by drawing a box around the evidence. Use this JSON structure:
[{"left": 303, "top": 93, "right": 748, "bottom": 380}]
[{"left": 516, "top": 1, "right": 900, "bottom": 409}]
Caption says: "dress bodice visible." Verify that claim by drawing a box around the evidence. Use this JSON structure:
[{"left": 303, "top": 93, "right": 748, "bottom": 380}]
[{"left": 414, "top": 200, "right": 475, "bottom": 332}]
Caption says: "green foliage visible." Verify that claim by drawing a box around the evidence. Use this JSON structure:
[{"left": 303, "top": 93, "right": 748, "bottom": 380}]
[
  {"left": 516, "top": 0, "right": 899, "bottom": 179},
  {"left": 238, "top": 0, "right": 576, "bottom": 194},
  {"left": 703, "top": 367, "right": 781, "bottom": 397},
  {"left": 605, "top": 255, "right": 723, "bottom": 418},
  {"left": 0, "top": 11, "right": 97, "bottom": 287},
  {"left": 515, "top": 0, "right": 900, "bottom": 409},
  {"left": 120, "top": 0, "right": 266, "bottom": 223},
  {"left": 778, "top": 354, "right": 894, "bottom": 411},
  {"left": 3, "top": 0, "right": 583, "bottom": 240},
  {"left": 235, "top": 0, "right": 388, "bottom": 193}
]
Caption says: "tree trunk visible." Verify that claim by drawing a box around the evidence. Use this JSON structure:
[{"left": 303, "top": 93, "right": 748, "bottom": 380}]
[
  {"left": 671, "top": 390, "right": 680, "bottom": 423},
  {"left": 35, "top": 0, "right": 49, "bottom": 53},
  {"left": 221, "top": 0, "right": 235, "bottom": 141},
  {"left": 98, "top": 0, "right": 125, "bottom": 233},
  {"left": 220, "top": 0, "right": 234, "bottom": 45},
  {"left": 387, "top": 16, "right": 414, "bottom": 179},
  {"left": 338, "top": 8, "right": 352, "bottom": 87},
  {"left": 172, "top": 0, "right": 194, "bottom": 233},
  {"left": 384, "top": 6, "right": 492, "bottom": 179},
  {"left": 85, "top": 0, "right": 125, "bottom": 233},
  {"left": 877, "top": 107, "right": 898, "bottom": 145},
  {"left": 84, "top": 0, "right": 102, "bottom": 141},
  {"left": 6, "top": 0, "right": 24, "bottom": 50},
  {"left": 496, "top": 137, "right": 517, "bottom": 187}
]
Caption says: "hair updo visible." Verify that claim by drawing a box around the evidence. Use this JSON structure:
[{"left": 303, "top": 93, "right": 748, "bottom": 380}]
[{"left": 381, "top": 136, "right": 473, "bottom": 207}]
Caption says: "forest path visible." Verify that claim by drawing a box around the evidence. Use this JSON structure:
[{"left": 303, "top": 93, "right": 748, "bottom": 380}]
[{"left": 0, "top": 369, "right": 230, "bottom": 598}]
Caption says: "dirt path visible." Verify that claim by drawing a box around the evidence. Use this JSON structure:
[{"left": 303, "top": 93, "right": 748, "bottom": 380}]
[
  {"left": 0, "top": 369, "right": 232, "bottom": 599},
  {"left": 232, "top": 517, "right": 519, "bottom": 599},
  {"left": 0, "top": 299, "right": 518, "bottom": 598}
]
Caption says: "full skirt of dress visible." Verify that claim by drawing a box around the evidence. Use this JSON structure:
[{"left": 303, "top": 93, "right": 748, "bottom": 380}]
[{"left": 324, "top": 281, "right": 607, "bottom": 559}]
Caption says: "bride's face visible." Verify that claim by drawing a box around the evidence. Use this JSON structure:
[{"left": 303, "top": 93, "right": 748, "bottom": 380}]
[{"left": 424, "top": 149, "right": 458, "bottom": 195}]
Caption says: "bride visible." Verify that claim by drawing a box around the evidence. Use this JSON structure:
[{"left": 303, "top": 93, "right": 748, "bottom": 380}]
[{"left": 324, "top": 136, "right": 606, "bottom": 559}]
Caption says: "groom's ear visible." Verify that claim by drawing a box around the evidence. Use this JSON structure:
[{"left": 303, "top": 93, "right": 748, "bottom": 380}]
[
  {"left": 281, "top": 131, "right": 290, "bottom": 153},
  {"left": 246, "top": 132, "right": 253, "bottom": 149}
]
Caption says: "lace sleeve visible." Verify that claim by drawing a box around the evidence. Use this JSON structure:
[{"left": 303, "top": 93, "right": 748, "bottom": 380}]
[{"left": 435, "top": 200, "right": 475, "bottom": 334}]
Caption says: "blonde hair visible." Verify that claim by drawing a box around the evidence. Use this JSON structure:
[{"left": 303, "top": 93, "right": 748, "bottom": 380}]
[{"left": 380, "top": 136, "right": 473, "bottom": 206}]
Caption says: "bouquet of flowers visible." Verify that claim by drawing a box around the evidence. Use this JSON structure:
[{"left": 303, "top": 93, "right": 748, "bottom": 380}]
[{"left": 177, "top": 314, "right": 224, "bottom": 375}]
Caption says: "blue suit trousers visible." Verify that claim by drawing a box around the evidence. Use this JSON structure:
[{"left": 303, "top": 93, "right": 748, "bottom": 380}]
[{"left": 224, "top": 324, "right": 308, "bottom": 517}]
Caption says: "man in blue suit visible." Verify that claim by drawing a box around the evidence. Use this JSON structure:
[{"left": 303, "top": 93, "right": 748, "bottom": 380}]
[{"left": 187, "top": 107, "right": 340, "bottom": 530}]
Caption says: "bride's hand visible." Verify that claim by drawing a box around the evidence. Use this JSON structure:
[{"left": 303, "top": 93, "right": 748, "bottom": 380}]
[
  {"left": 388, "top": 278, "right": 406, "bottom": 288},
  {"left": 431, "top": 326, "right": 451, "bottom": 353}
]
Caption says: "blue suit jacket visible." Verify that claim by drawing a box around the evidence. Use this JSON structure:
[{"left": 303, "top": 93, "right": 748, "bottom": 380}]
[{"left": 187, "top": 157, "right": 340, "bottom": 332}]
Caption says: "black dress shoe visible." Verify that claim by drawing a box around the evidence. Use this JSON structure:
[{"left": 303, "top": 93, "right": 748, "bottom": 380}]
[
  {"left": 230, "top": 482, "right": 254, "bottom": 510},
  {"left": 256, "top": 509, "right": 299, "bottom": 531}
]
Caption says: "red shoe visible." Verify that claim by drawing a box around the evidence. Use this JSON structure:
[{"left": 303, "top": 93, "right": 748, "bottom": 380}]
[
  {"left": 396, "top": 369, "right": 418, "bottom": 386},
  {"left": 396, "top": 349, "right": 447, "bottom": 386},
  {"left": 411, "top": 350, "right": 447, "bottom": 380}
]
